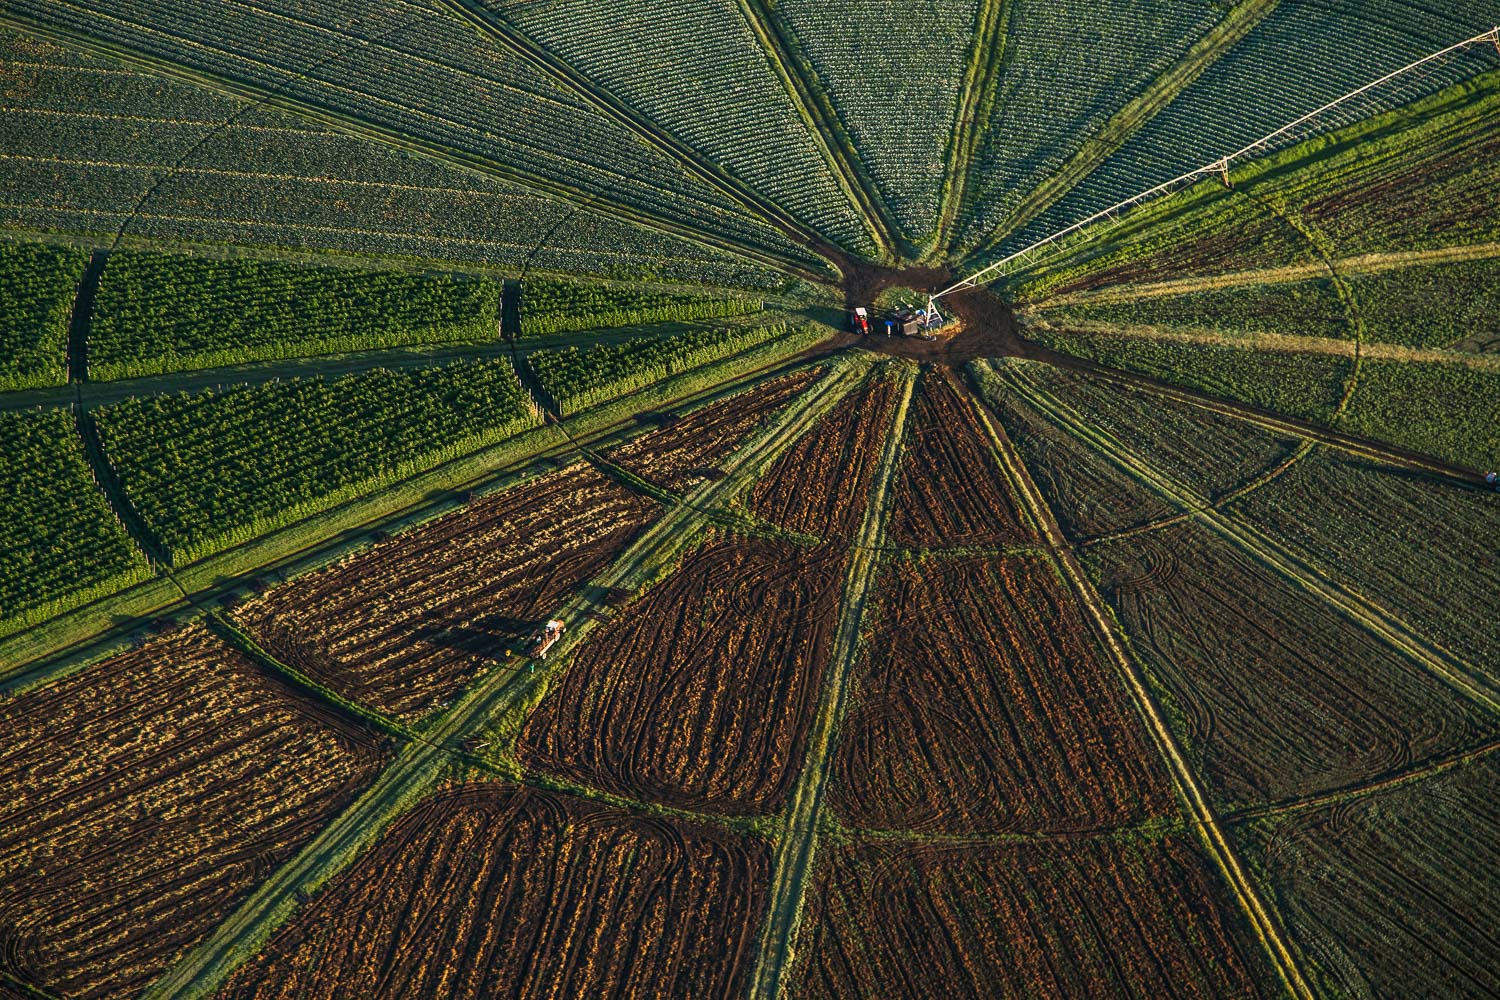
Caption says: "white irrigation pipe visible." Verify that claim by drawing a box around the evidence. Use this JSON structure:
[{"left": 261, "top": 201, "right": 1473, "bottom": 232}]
[{"left": 933, "top": 26, "right": 1500, "bottom": 301}]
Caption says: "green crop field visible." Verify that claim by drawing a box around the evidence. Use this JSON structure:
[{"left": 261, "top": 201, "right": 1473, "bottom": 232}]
[{"left": 2, "top": 4, "right": 1498, "bottom": 998}]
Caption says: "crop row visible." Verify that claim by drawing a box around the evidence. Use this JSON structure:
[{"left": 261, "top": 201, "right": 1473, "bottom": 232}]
[
  {"left": 0, "top": 408, "right": 151, "bottom": 638},
  {"left": 0, "top": 33, "right": 804, "bottom": 289},
  {"left": 492, "top": 0, "right": 873, "bottom": 253},
  {"left": 526, "top": 320, "right": 794, "bottom": 415},
  {"left": 0, "top": 624, "right": 390, "bottom": 998},
  {"left": 7, "top": 0, "right": 803, "bottom": 258},
  {"left": 94, "top": 359, "right": 540, "bottom": 565},
  {"left": 773, "top": 0, "right": 983, "bottom": 247},
  {"left": 0, "top": 238, "right": 88, "bottom": 390},
  {"left": 1023, "top": 0, "right": 1495, "bottom": 253},
  {"left": 1038, "top": 277, "right": 1348, "bottom": 341},
  {"left": 1008, "top": 67, "right": 1500, "bottom": 300},
  {"left": 955, "top": 0, "right": 1223, "bottom": 253},
  {"left": 518, "top": 276, "right": 762, "bottom": 338},
  {"left": 90, "top": 249, "right": 500, "bottom": 379}
]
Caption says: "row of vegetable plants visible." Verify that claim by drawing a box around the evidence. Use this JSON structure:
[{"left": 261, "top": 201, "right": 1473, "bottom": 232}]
[
  {"left": 0, "top": 409, "right": 151, "bottom": 639},
  {"left": 1035, "top": 327, "right": 1499, "bottom": 469},
  {"left": 0, "top": 28, "right": 812, "bottom": 289},
  {"left": 94, "top": 360, "right": 540, "bottom": 565},
  {"left": 3, "top": 0, "right": 805, "bottom": 260},
  {"left": 1017, "top": 0, "right": 1497, "bottom": 257},
  {"left": 1038, "top": 253, "right": 1500, "bottom": 352},
  {"left": 518, "top": 277, "right": 762, "bottom": 337},
  {"left": 492, "top": 0, "right": 874, "bottom": 254},
  {"left": 1004, "top": 68, "right": 1500, "bottom": 300},
  {"left": 0, "top": 239, "right": 89, "bottom": 390},
  {"left": 90, "top": 249, "right": 501, "bottom": 379},
  {"left": 527, "top": 320, "right": 799, "bottom": 415}
]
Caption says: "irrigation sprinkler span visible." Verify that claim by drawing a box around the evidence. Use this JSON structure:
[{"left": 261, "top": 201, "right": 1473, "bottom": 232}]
[{"left": 930, "top": 25, "right": 1500, "bottom": 308}]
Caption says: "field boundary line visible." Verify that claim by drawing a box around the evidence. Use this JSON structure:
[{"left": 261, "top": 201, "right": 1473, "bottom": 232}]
[
  {"left": 1030, "top": 240, "right": 1500, "bottom": 307},
  {"left": 748, "top": 361, "right": 916, "bottom": 1000},
  {"left": 931, "top": 0, "right": 1012, "bottom": 257},
  {"left": 0, "top": 12, "right": 829, "bottom": 282},
  {"left": 1001, "top": 363, "right": 1500, "bottom": 718},
  {"left": 962, "top": 0, "right": 1282, "bottom": 260},
  {"left": 432, "top": 0, "right": 840, "bottom": 257},
  {"left": 1229, "top": 735, "right": 1500, "bottom": 825},
  {"left": 964, "top": 362, "right": 1315, "bottom": 1000},
  {"left": 732, "top": 0, "right": 900, "bottom": 259}
]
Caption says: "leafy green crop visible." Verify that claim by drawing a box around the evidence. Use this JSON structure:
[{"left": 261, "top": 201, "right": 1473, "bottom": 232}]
[
  {"left": 529, "top": 322, "right": 794, "bottom": 415},
  {"left": 96, "top": 360, "right": 539, "bottom": 564},
  {"left": 1041, "top": 280, "right": 1348, "bottom": 340},
  {"left": 0, "top": 240, "right": 90, "bottom": 390},
  {"left": 91, "top": 251, "right": 500, "bottom": 379},
  {"left": 0, "top": 409, "right": 150, "bottom": 636},
  {"left": 1341, "top": 359, "right": 1500, "bottom": 470},
  {"left": 518, "top": 277, "right": 761, "bottom": 338}
]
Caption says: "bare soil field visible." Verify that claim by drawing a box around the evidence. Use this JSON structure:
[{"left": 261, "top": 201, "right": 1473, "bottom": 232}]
[
  {"left": 791, "top": 836, "right": 1275, "bottom": 999},
  {"left": 218, "top": 785, "right": 770, "bottom": 999},
  {"left": 519, "top": 537, "right": 844, "bottom": 814},
  {"left": 239, "top": 463, "right": 660, "bottom": 720},
  {"left": 605, "top": 367, "right": 822, "bottom": 492},
  {"left": 0, "top": 625, "right": 389, "bottom": 999},
  {"left": 746, "top": 372, "right": 901, "bottom": 540},
  {"left": 1089, "top": 523, "right": 1496, "bottom": 808},
  {"left": 828, "top": 556, "right": 1174, "bottom": 834},
  {"left": 887, "top": 370, "right": 1035, "bottom": 547}
]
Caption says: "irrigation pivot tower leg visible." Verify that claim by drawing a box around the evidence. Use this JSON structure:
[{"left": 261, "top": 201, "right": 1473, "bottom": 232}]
[{"left": 1217, "top": 158, "right": 1233, "bottom": 189}]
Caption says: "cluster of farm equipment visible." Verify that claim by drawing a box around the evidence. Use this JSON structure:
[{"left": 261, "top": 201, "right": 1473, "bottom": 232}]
[{"left": 847, "top": 298, "right": 950, "bottom": 341}]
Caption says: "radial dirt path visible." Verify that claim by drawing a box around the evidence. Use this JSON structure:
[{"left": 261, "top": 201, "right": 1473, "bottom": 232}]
[
  {"left": 964, "top": 366, "right": 1316, "bottom": 1000},
  {"left": 748, "top": 361, "right": 915, "bottom": 1000}
]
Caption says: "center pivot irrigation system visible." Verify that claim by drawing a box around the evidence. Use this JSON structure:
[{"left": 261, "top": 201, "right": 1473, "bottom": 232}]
[{"left": 925, "top": 25, "right": 1500, "bottom": 317}]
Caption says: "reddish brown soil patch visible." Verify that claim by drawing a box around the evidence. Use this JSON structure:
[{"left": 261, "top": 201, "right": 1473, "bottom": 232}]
[
  {"left": 828, "top": 557, "right": 1173, "bottom": 834},
  {"left": 0, "top": 625, "right": 389, "bottom": 999},
  {"left": 519, "top": 538, "right": 844, "bottom": 815},
  {"left": 792, "top": 836, "right": 1276, "bottom": 998},
  {"left": 239, "top": 464, "right": 659, "bottom": 720},
  {"left": 889, "top": 368, "right": 1036, "bottom": 546},
  {"left": 220, "top": 785, "right": 769, "bottom": 999},
  {"left": 605, "top": 367, "right": 822, "bottom": 492},
  {"left": 746, "top": 373, "right": 900, "bottom": 540}
]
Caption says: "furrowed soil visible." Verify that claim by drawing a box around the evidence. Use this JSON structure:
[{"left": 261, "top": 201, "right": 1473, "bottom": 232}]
[
  {"left": 981, "top": 378, "right": 1180, "bottom": 540},
  {"left": 790, "top": 836, "right": 1277, "bottom": 999},
  {"left": 519, "top": 537, "right": 845, "bottom": 815},
  {"left": 828, "top": 556, "right": 1174, "bottom": 834},
  {"left": 0, "top": 625, "right": 390, "bottom": 999},
  {"left": 746, "top": 372, "right": 901, "bottom": 540},
  {"left": 1236, "top": 754, "right": 1500, "bottom": 998},
  {"left": 217, "top": 785, "right": 770, "bottom": 999},
  {"left": 238, "top": 463, "right": 660, "bottom": 721},
  {"left": 888, "top": 369, "right": 1035, "bottom": 547},
  {"left": 605, "top": 367, "right": 823, "bottom": 492},
  {"left": 1088, "top": 523, "right": 1497, "bottom": 809}
]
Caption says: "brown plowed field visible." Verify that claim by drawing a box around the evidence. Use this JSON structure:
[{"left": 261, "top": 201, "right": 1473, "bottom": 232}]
[
  {"left": 792, "top": 837, "right": 1275, "bottom": 999},
  {"left": 218, "top": 785, "right": 770, "bottom": 999},
  {"left": 746, "top": 372, "right": 900, "bottom": 540},
  {"left": 888, "top": 369, "right": 1035, "bottom": 547},
  {"left": 0, "top": 625, "right": 389, "bottom": 999},
  {"left": 605, "top": 367, "right": 822, "bottom": 492},
  {"left": 828, "top": 557, "right": 1172, "bottom": 833},
  {"left": 1238, "top": 754, "right": 1500, "bottom": 998},
  {"left": 519, "top": 537, "right": 844, "bottom": 815},
  {"left": 239, "top": 463, "right": 659, "bottom": 720},
  {"left": 1089, "top": 524, "right": 1496, "bottom": 809}
]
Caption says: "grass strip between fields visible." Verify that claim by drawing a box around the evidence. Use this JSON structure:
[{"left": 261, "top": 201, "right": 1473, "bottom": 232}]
[
  {"left": 748, "top": 360, "right": 916, "bottom": 1000},
  {"left": 139, "top": 353, "right": 871, "bottom": 998},
  {"left": 965, "top": 359, "right": 1316, "bottom": 1000}
]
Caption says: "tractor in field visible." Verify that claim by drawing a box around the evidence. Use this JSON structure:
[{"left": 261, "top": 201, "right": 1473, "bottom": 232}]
[
  {"left": 848, "top": 303, "right": 942, "bottom": 341},
  {"left": 529, "top": 619, "right": 566, "bottom": 659}
]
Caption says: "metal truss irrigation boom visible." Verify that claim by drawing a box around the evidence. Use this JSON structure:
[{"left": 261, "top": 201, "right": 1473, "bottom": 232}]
[{"left": 931, "top": 26, "right": 1500, "bottom": 307}]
